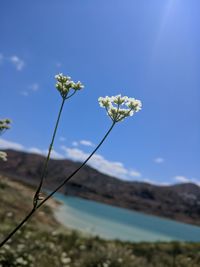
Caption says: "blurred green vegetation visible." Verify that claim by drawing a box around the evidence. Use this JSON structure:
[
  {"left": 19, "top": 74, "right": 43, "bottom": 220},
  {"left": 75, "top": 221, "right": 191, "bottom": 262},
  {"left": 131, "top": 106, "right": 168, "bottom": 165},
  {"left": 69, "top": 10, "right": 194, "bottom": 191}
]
[{"left": 0, "top": 176, "right": 200, "bottom": 267}]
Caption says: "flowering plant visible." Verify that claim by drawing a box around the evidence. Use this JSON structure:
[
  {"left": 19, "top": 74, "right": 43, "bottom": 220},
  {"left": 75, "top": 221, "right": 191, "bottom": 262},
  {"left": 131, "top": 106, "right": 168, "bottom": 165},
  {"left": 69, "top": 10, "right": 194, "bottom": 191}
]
[
  {"left": 0, "top": 119, "right": 11, "bottom": 161},
  {"left": 0, "top": 73, "right": 142, "bottom": 248}
]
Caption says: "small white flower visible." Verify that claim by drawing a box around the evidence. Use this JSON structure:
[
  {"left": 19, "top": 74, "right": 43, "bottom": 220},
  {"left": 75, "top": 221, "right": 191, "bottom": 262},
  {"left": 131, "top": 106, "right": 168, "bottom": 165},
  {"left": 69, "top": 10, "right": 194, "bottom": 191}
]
[
  {"left": 113, "top": 94, "right": 128, "bottom": 105},
  {"left": 61, "top": 256, "right": 71, "bottom": 264},
  {"left": 72, "top": 81, "right": 84, "bottom": 90},
  {"left": 118, "top": 258, "right": 123, "bottom": 263},
  {"left": 55, "top": 73, "right": 62, "bottom": 79},
  {"left": 15, "top": 257, "right": 28, "bottom": 265},
  {"left": 108, "top": 106, "right": 118, "bottom": 120},
  {"left": 98, "top": 96, "right": 112, "bottom": 108},
  {"left": 126, "top": 98, "right": 142, "bottom": 112}
]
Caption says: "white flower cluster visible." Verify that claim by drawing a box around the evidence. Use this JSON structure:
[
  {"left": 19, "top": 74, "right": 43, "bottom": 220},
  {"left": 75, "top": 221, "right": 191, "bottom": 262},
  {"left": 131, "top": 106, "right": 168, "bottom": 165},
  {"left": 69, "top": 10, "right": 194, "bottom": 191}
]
[
  {"left": 55, "top": 73, "right": 84, "bottom": 98},
  {"left": 61, "top": 252, "right": 71, "bottom": 265},
  {"left": 0, "top": 118, "right": 11, "bottom": 162},
  {"left": 0, "top": 151, "right": 7, "bottom": 161},
  {"left": 98, "top": 94, "right": 142, "bottom": 122},
  {"left": 0, "top": 118, "right": 11, "bottom": 134}
]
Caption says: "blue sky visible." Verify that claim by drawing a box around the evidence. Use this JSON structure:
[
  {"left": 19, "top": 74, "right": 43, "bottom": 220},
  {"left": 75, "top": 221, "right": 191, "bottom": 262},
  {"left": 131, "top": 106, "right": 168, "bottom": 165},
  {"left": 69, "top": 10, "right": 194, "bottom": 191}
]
[{"left": 0, "top": 0, "right": 199, "bottom": 185}]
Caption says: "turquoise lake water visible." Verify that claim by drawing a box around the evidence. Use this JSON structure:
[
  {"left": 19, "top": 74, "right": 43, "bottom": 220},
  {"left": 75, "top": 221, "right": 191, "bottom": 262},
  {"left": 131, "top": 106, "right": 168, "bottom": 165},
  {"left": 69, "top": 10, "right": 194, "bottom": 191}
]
[{"left": 53, "top": 193, "right": 200, "bottom": 242}]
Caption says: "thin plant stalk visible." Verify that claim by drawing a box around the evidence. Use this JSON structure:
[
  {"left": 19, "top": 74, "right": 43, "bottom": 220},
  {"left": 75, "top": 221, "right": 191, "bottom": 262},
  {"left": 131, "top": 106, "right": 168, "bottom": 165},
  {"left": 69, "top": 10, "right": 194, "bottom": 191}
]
[
  {"left": 33, "top": 90, "right": 77, "bottom": 207},
  {"left": 33, "top": 97, "right": 65, "bottom": 207},
  {"left": 0, "top": 121, "right": 116, "bottom": 248},
  {"left": 37, "top": 121, "right": 116, "bottom": 209}
]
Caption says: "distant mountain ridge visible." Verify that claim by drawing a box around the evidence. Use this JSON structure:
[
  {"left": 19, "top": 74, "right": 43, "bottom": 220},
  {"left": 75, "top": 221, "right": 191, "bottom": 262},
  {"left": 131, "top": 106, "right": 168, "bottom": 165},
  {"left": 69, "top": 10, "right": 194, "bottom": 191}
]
[{"left": 0, "top": 149, "right": 200, "bottom": 226}]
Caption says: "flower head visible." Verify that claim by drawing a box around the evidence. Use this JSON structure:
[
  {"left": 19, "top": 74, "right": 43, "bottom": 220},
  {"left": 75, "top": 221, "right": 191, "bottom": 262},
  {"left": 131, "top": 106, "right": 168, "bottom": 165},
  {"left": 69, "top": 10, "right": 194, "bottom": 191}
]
[
  {"left": 0, "top": 119, "right": 11, "bottom": 135},
  {"left": 71, "top": 81, "right": 84, "bottom": 90},
  {"left": 0, "top": 151, "right": 7, "bottom": 161},
  {"left": 55, "top": 73, "right": 84, "bottom": 98},
  {"left": 98, "top": 96, "right": 112, "bottom": 108},
  {"left": 99, "top": 94, "right": 142, "bottom": 122}
]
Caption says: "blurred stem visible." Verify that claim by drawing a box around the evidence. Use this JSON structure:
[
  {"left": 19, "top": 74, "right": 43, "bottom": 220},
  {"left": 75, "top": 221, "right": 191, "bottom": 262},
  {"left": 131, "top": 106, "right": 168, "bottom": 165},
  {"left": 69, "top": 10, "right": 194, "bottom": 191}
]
[
  {"left": 33, "top": 97, "right": 65, "bottom": 207},
  {"left": 0, "top": 121, "right": 116, "bottom": 248}
]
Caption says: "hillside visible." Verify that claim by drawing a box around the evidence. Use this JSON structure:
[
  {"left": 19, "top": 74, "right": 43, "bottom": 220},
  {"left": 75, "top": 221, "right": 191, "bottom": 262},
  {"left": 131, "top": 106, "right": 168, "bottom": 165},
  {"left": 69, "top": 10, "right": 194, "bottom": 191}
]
[
  {"left": 1, "top": 175, "right": 200, "bottom": 267},
  {"left": 0, "top": 149, "right": 200, "bottom": 226}
]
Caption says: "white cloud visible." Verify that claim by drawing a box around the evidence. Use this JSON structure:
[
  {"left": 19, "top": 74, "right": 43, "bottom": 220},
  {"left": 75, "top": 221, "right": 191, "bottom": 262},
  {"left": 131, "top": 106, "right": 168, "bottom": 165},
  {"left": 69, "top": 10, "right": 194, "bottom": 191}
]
[
  {"left": 9, "top": 55, "right": 25, "bottom": 71},
  {"left": 0, "top": 137, "right": 140, "bottom": 179},
  {"left": 0, "top": 138, "right": 24, "bottom": 151},
  {"left": 29, "top": 147, "right": 44, "bottom": 155},
  {"left": 28, "top": 147, "right": 64, "bottom": 159},
  {"left": 192, "top": 179, "right": 200, "bottom": 186},
  {"left": 130, "top": 170, "right": 142, "bottom": 178},
  {"left": 160, "top": 182, "right": 170, "bottom": 186},
  {"left": 50, "top": 150, "right": 64, "bottom": 159},
  {"left": 62, "top": 147, "right": 86, "bottom": 161},
  {"left": 154, "top": 157, "right": 164, "bottom": 164},
  {"left": 72, "top": 140, "right": 95, "bottom": 147},
  {"left": 174, "top": 176, "right": 190, "bottom": 183},
  {"left": 0, "top": 138, "right": 63, "bottom": 159},
  {"left": 61, "top": 146, "right": 141, "bottom": 180},
  {"left": 20, "top": 83, "right": 40, "bottom": 97},
  {"left": 20, "top": 91, "right": 29, "bottom": 97},
  {"left": 143, "top": 178, "right": 170, "bottom": 186},
  {"left": 143, "top": 178, "right": 157, "bottom": 185},
  {"left": 174, "top": 176, "right": 200, "bottom": 186},
  {"left": 0, "top": 53, "right": 25, "bottom": 70},
  {"left": 80, "top": 140, "right": 95, "bottom": 147},
  {"left": 72, "top": 141, "right": 79, "bottom": 147},
  {"left": 29, "top": 83, "right": 39, "bottom": 92}
]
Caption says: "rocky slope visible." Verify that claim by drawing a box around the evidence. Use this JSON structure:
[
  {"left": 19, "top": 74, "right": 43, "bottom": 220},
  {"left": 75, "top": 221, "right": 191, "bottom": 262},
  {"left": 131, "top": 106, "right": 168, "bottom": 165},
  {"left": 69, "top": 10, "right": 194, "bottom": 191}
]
[{"left": 0, "top": 149, "right": 200, "bottom": 226}]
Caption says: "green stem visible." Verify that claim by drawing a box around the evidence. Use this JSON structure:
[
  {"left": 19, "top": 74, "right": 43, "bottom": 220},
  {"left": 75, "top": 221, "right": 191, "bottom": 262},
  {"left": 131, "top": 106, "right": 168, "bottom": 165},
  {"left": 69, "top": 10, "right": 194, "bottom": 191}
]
[
  {"left": 33, "top": 97, "right": 65, "bottom": 207},
  {"left": 65, "top": 90, "right": 77, "bottom": 100},
  {"left": 0, "top": 121, "right": 116, "bottom": 248}
]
